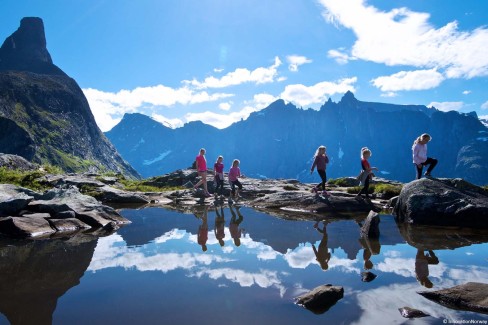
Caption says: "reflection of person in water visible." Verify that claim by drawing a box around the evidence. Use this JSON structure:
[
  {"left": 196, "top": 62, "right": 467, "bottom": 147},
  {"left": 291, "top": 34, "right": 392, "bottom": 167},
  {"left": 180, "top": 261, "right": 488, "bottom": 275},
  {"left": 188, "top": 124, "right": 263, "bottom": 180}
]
[
  {"left": 363, "top": 246, "right": 373, "bottom": 270},
  {"left": 415, "top": 249, "right": 439, "bottom": 288},
  {"left": 229, "top": 205, "right": 244, "bottom": 247},
  {"left": 195, "top": 207, "right": 209, "bottom": 252},
  {"left": 214, "top": 204, "right": 225, "bottom": 247},
  {"left": 312, "top": 220, "right": 331, "bottom": 271}
]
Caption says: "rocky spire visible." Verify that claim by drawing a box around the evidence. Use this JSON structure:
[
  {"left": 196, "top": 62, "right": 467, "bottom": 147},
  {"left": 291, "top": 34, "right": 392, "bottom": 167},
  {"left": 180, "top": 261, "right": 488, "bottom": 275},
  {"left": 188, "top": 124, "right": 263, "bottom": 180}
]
[{"left": 0, "top": 17, "right": 65, "bottom": 75}]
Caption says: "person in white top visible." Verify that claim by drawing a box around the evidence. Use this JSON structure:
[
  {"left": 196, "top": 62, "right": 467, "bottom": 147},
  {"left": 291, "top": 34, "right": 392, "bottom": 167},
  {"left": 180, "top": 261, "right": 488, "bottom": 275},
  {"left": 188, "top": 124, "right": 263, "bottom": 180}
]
[{"left": 412, "top": 133, "right": 438, "bottom": 179}]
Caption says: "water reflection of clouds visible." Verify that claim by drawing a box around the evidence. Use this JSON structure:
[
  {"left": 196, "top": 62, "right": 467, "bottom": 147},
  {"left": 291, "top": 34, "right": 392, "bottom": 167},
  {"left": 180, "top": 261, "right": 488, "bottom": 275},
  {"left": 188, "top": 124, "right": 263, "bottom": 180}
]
[
  {"left": 191, "top": 268, "right": 287, "bottom": 297},
  {"left": 154, "top": 229, "right": 186, "bottom": 243},
  {"left": 351, "top": 283, "right": 467, "bottom": 324}
]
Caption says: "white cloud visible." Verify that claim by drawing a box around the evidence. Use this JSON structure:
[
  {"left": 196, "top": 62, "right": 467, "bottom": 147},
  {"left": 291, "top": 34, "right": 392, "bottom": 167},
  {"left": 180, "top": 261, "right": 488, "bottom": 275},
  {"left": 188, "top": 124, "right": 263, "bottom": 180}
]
[
  {"left": 280, "top": 77, "right": 357, "bottom": 107},
  {"left": 286, "top": 55, "right": 312, "bottom": 72},
  {"left": 83, "top": 86, "right": 233, "bottom": 132},
  {"left": 462, "top": 90, "right": 471, "bottom": 95},
  {"left": 428, "top": 101, "right": 464, "bottom": 112},
  {"left": 218, "top": 102, "right": 232, "bottom": 111},
  {"left": 318, "top": 0, "right": 488, "bottom": 79},
  {"left": 481, "top": 101, "right": 488, "bottom": 110},
  {"left": 380, "top": 92, "right": 397, "bottom": 98},
  {"left": 371, "top": 68, "right": 444, "bottom": 92},
  {"left": 185, "top": 106, "right": 257, "bottom": 129},
  {"left": 327, "top": 49, "right": 356, "bottom": 65},
  {"left": 185, "top": 57, "right": 282, "bottom": 89},
  {"left": 151, "top": 113, "right": 184, "bottom": 129}
]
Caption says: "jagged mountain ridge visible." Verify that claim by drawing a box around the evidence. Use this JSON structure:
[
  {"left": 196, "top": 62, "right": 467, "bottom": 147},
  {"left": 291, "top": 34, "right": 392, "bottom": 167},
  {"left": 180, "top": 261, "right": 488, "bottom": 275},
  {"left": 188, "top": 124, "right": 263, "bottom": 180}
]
[
  {"left": 106, "top": 92, "right": 488, "bottom": 185},
  {"left": 0, "top": 17, "right": 139, "bottom": 178}
]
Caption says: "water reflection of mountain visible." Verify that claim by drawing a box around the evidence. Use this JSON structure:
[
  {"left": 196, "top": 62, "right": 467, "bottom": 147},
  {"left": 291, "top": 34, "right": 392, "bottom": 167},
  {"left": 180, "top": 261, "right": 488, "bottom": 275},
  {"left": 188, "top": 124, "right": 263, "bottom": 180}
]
[
  {"left": 118, "top": 207, "right": 200, "bottom": 246},
  {"left": 119, "top": 207, "right": 408, "bottom": 259},
  {"left": 0, "top": 234, "right": 98, "bottom": 325},
  {"left": 398, "top": 223, "right": 488, "bottom": 250},
  {"left": 243, "top": 210, "right": 406, "bottom": 258}
]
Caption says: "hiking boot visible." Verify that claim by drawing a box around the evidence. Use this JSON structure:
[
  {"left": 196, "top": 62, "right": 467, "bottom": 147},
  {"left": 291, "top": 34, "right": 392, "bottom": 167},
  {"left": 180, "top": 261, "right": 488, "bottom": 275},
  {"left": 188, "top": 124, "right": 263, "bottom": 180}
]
[{"left": 424, "top": 172, "right": 432, "bottom": 178}]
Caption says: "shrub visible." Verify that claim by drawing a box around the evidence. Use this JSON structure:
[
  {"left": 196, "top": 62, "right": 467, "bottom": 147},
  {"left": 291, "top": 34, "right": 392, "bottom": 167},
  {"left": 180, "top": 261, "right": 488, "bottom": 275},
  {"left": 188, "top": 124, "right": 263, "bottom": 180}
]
[{"left": 373, "top": 184, "right": 403, "bottom": 199}]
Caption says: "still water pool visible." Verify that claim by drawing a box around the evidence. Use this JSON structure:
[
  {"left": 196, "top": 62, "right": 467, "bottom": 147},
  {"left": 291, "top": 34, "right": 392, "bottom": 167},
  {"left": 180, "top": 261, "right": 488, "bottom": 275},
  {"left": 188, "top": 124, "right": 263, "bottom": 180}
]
[{"left": 0, "top": 206, "right": 487, "bottom": 325}]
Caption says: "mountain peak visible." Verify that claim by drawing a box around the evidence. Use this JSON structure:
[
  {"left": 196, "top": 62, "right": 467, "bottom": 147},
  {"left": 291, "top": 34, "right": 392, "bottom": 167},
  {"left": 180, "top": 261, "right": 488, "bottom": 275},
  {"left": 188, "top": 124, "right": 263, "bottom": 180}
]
[
  {"left": 0, "top": 17, "right": 65, "bottom": 75},
  {"left": 340, "top": 91, "right": 357, "bottom": 103}
]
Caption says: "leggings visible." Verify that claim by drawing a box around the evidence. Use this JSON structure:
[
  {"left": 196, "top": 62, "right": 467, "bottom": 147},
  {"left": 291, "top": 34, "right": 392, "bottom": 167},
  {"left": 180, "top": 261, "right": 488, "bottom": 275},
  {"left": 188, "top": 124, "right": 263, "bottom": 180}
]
[
  {"left": 358, "top": 175, "right": 370, "bottom": 196},
  {"left": 416, "top": 157, "right": 438, "bottom": 179},
  {"left": 230, "top": 179, "right": 242, "bottom": 195},
  {"left": 316, "top": 169, "right": 327, "bottom": 191},
  {"left": 214, "top": 175, "right": 224, "bottom": 195}
]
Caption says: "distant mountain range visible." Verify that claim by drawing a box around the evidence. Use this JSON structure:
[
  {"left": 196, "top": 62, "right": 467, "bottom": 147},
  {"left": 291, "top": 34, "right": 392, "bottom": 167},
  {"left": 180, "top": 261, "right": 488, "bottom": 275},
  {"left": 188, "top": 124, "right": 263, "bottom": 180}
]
[
  {"left": 106, "top": 91, "right": 488, "bottom": 185},
  {"left": 0, "top": 17, "right": 139, "bottom": 178}
]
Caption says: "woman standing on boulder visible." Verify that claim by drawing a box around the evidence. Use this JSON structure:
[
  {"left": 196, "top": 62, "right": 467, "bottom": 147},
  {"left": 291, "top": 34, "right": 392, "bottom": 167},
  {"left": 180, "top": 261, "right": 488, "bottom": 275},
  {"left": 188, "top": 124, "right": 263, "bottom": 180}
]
[
  {"left": 194, "top": 148, "right": 211, "bottom": 197},
  {"left": 310, "top": 145, "right": 330, "bottom": 196},
  {"left": 412, "top": 133, "right": 438, "bottom": 179}
]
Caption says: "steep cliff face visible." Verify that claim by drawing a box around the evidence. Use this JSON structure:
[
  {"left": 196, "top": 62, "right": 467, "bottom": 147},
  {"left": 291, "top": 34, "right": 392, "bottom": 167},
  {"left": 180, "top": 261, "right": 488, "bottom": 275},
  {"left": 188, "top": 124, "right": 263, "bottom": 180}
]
[
  {"left": 0, "top": 17, "right": 139, "bottom": 178},
  {"left": 106, "top": 92, "right": 488, "bottom": 185}
]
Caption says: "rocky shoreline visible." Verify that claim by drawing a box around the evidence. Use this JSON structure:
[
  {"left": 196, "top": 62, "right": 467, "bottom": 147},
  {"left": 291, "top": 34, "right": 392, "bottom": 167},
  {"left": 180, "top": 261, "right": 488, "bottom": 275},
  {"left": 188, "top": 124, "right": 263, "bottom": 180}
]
[{"left": 1, "top": 159, "right": 488, "bottom": 238}]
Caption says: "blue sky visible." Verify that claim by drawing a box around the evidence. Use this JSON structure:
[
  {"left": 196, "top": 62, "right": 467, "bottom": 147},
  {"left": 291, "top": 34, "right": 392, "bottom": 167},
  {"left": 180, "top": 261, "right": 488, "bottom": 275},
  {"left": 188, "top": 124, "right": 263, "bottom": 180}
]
[{"left": 1, "top": 0, "right": 488, "bottom": 131}]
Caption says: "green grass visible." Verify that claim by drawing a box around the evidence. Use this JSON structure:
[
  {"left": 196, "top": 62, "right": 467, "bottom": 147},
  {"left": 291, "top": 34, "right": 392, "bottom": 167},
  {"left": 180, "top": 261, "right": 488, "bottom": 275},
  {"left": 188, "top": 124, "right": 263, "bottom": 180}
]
[
  {"left": 0, "top": 167, "right": 53, "bottom": 192},
  {"left": 327, "top": 178, "right": 353, "bottom": 187},
  {"left": 119, "top": 178, "right": 184, "bottom": 192},
  {"left": 346, "top": 183, "right": 402, "bottom": 199}
]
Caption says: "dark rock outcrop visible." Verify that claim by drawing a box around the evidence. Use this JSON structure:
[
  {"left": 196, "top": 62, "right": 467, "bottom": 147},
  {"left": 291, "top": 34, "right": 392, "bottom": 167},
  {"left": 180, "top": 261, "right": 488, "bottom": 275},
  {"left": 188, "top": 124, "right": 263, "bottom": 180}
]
[
  {"left": 418, "top": 282, "right": 488, "bottom": 314},
  {"left": 0, "top": 184, "right": 130, "bottom": 238},
  {"left": 394, "top": 178, "right": 488, "bottom": 228},
  {"left": 0, "top": 17, "right": 139, "bottom": 178},
  {"left": 295, "top": 284, "right": 344, "bottom": 314},
  {"left": 398, "top": 307, "right": 430, "bottom": 318},
  {"left": 0, "top": 153, "right": 36, "bottom": 170}
]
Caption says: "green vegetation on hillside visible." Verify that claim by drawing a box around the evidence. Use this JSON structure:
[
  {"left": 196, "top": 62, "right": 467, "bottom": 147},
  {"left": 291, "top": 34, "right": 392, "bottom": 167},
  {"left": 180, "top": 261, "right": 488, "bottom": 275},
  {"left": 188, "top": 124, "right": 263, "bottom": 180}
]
[{"left": 0, "top": 166, "right": 56, "bottom": 192}]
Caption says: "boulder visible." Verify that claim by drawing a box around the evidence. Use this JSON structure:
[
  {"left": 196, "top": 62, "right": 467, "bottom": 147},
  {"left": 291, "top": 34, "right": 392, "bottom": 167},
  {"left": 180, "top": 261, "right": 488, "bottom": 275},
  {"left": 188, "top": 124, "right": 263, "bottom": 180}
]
[
  {"left": 0, "top": 153, "right": 36, "bottom": 171},
  {"left": 295, "top": 284, "right": 344, "bottom": 314},
  {"left": 0, "top": 216, "right": 55, "bottom": 237},
  {"left": 361, "top": 271, "right": 377, "bottom": 282},
  {"left": 28, "top": 187, "right": 130, "bottom": 227},
  {"left": 394, "top": 178, "right": 488, "bottom": 228},
  {"left": 0, "top": 184, "right": 37, "bottom": 216},
  {"left": 95, "top": 185, "right": 149, "bottom": 204},
  {"left": 398, "top": 307, "right": 430, "bottom": 318},
  {"left": 418, "top": 282, "right": 488, "bottom": 314},
  {"left": 359, "top": 211, "right": 380, "bottom": 238}
]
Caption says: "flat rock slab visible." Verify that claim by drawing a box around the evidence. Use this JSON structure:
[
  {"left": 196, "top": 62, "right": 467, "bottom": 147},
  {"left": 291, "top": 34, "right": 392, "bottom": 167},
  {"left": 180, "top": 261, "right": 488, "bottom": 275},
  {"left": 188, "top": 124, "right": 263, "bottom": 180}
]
[
  {"left": 49, "top": 218, "right": 91, "bottom": 232},
  {"left": 418, "top": 282, "right": 488, "bottom": 314},
  {"left": 0, "top": 216, "right": 55, "bottom": 237},
  {"left": 295, "top": 284, "right": 344, "bottom": 314},
  {"left": 252, "top": 191, "right": 380, "bottom": 215}
]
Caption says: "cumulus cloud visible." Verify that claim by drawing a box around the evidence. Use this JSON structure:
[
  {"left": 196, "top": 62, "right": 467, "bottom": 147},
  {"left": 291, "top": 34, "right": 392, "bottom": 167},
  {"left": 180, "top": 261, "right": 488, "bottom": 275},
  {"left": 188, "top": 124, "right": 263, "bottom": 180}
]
[
  {"left": 318, "top": 0, "right": 488, "bottom": 79},
  {"left": 428, "top": 101, "right": 464, "bottom": 112},
  {"left": 185, "top": 56, "right": 282, "bottom": 89},
  {"left": 327, "top": 49, "right": 356, "bottom": 65},
  {"left": 83, "top": 86, "right": 233, "bottom": 132},
  {"left": 462, "top": 90, "right": 471, "bottom": 95},
  {"left": 280, "top": 77, "right": 357, "bottom": 107},
  {"left": 371, "top": 69, "right": 444, "bottom": 92},
  {"left": 481, "top": 101, "right": 488, "bottom": 110},
  {"left": 286, "top": 55, "right": 312, "bottom": 71},
  {"left": 218, "top": 102, "right": 232, "bottom": 111},
  {"left": 185, "top": 106, "right": 257, "bottom": 129},
  {"left": 151, "top": 113, "right": 184, "bottom": 129}
]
